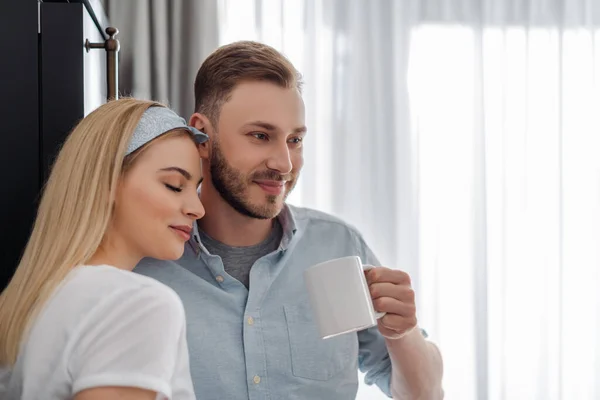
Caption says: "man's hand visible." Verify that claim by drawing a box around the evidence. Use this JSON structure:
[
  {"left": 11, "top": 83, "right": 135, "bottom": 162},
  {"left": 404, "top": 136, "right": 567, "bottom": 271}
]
[{"left": 365, "top": 267, "right": 418, "bottom": 340}]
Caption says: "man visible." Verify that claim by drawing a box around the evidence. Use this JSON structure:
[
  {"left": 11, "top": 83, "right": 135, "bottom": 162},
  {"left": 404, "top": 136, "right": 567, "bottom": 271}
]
[{"left": 135, "top": 41, "right": 443, "bottom": 399}]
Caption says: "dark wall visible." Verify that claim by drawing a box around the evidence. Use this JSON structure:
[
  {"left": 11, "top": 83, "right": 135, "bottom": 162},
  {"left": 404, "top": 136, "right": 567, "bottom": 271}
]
[
  {"left": 40, "top": 3, "right": 85, "bottom": 183},
  {"left": 0, "top": 0, "right": 40, "bottom": 289},
  {"left": 0, "top": 1, "right": 105, "bottom": 290}
]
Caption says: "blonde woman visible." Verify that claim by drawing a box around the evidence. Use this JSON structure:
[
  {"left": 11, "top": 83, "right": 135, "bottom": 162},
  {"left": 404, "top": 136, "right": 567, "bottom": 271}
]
[{"left": 0, "top": 98, "right": 206, "bottom": 400}]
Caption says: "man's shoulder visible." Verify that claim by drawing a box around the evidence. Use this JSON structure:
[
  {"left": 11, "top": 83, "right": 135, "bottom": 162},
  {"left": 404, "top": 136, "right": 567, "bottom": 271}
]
[{"left": 134, "top": 254, "right": 190, "bottom": 279}]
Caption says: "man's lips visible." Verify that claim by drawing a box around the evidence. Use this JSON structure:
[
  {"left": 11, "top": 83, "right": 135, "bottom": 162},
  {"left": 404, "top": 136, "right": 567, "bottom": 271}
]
[{"left": 254, "top": 180, "right": 286, "bottom": 195}]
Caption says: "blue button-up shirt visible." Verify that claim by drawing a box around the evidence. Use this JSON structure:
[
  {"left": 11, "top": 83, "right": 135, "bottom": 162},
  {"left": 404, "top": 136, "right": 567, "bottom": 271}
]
[{"left": 135, "top": 205, "right": 393, "bottom": 399}]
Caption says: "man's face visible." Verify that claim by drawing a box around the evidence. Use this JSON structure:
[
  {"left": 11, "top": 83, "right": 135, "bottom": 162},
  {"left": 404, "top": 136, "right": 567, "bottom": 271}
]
[{"left": 207, "top": 81, "right": 306, "bottom": 219}]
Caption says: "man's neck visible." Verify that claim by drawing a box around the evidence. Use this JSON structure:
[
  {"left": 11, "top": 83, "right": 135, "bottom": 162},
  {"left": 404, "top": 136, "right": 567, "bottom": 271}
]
[{"left": 198, "top": 188, "right": 276, "bottom": 247}]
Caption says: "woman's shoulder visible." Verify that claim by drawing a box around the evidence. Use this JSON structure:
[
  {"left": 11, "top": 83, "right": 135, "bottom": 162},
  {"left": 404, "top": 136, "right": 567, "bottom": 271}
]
[
  {"left": 53, "top": 265, "right": 184, "bottom": 319},
  {"left": 68, "top": 265, "right": 172, "bottom": 291}
]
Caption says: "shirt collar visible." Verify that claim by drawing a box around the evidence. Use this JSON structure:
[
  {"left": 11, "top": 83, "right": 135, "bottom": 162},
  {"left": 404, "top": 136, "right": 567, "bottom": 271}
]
[
  {"left": 190, "top": 204, "right": 298, "bottom": 255},
  {"left": 276, "top": 204, "right": 297, "bottom": 250}
]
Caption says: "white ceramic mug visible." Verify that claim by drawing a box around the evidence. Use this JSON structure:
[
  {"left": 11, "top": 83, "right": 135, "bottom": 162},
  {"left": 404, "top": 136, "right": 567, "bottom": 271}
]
[{"left": 304, "top": 255, "right": 385, "bottom": 339}]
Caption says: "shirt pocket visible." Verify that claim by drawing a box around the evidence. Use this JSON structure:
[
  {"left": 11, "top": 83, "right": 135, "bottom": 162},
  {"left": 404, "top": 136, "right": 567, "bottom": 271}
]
[{"left": 283, "top": 303, "right": 357, "bottom": 381}]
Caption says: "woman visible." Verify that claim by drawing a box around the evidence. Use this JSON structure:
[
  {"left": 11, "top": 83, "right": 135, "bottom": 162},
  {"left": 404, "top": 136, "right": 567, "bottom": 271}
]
[{"left": 0, "top": 98, "right": 206, "bottom": 399}]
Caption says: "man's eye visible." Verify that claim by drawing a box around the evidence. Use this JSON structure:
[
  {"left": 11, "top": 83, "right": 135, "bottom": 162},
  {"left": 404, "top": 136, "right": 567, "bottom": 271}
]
[
  {"left": 289, "top": 137, "right": 303, "bottom": 144},
  {"left": 252, "top": 133, "right": 268, "bottom": 140}
]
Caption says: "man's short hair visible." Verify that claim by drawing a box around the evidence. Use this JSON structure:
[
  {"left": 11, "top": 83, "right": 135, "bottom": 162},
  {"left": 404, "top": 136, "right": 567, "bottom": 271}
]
[{"left": 194, "top": 41, "right": 303, "bottom": 124}]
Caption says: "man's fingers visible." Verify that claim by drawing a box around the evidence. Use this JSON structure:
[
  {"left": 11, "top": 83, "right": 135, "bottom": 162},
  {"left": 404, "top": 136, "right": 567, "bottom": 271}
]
[
  {"left": 372, "top": 296, "right": 416, "bottom": 317},
  {"left": 369, "top": 282, "right": 415, "bottom": 303},
  {"left": 365, "top": 267, "right": 411, "bottom": 285}
]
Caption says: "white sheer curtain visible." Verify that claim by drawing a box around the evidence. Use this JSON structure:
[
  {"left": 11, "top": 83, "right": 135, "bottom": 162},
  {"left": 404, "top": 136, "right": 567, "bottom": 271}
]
[
  {"left": 218, "top": 0, "right": 600, "bottom": 399},
  {"left": 410, "top": 22, "right": 600, "bottom": 400}
]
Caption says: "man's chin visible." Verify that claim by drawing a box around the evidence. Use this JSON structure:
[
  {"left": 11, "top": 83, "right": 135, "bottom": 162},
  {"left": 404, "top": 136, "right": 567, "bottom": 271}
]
[
  {"left": 247, "top": 199, "right": 285, "bottom": 219},
  {"left": 251, "top": 186, "right": 285, "bottom": 204}
]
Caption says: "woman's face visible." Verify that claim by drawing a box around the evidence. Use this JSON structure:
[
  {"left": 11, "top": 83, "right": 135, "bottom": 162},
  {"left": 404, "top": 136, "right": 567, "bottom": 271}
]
[{"left": 109, "top": 133, "right": 204, "bottom": 263}]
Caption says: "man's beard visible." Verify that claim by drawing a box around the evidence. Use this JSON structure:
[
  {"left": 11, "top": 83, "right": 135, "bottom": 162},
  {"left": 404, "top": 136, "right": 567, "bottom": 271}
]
[{"left": 209, "top": 139, "right": 296, "bottom": 219}]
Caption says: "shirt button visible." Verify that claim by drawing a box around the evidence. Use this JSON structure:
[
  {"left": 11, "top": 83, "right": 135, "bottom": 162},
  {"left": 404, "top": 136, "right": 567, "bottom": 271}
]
[
  {"left": 215, "top": 275, "right": 224, "bottom": 283},
  {"left": 253, "top": 375, "right": 261, "bottom": 384},
  {"left": 247, "top": 316, "right": 254, "bottom": 325}
]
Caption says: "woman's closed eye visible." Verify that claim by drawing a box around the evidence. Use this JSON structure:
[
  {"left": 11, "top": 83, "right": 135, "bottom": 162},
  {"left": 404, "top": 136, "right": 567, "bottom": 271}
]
[{"left": 165, "top": 183, "right": 183, "bottom": 193}]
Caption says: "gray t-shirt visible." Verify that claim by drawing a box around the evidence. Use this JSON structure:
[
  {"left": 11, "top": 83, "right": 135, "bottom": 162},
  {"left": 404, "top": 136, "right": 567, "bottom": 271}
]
[{"left": 198, "top": 219, "right": 283, "bottom": 288}]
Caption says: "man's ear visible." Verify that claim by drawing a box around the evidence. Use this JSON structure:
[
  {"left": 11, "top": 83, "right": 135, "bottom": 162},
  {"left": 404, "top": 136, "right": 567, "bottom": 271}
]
[
  {"left": 190, "top": 112, "right": 213, "bottom": 132},
  {"left": 189, "top": 112, "right": 212, "bottom": 158}
]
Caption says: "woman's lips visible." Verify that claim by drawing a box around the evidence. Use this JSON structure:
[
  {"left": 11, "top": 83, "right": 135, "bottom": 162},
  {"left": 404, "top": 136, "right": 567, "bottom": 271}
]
[{"left": 169, "top": 225, "right": 192, "bottom": 241}]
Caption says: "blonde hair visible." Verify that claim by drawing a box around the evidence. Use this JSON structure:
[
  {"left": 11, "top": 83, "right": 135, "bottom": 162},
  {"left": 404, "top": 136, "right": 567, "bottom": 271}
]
[{"left": 0, "top": 98, "right": 187, "bottom": 365}]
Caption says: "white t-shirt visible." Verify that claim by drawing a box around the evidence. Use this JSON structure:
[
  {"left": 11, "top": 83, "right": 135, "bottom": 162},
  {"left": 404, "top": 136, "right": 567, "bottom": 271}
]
[{"left": 0, "top": 265, "right": 196, "bottom": 400}]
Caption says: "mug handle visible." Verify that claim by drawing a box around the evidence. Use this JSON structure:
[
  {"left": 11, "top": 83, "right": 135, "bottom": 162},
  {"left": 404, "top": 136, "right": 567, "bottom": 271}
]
[{"left": 363, "top": 264, "right": 386, "bottom": 320}]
